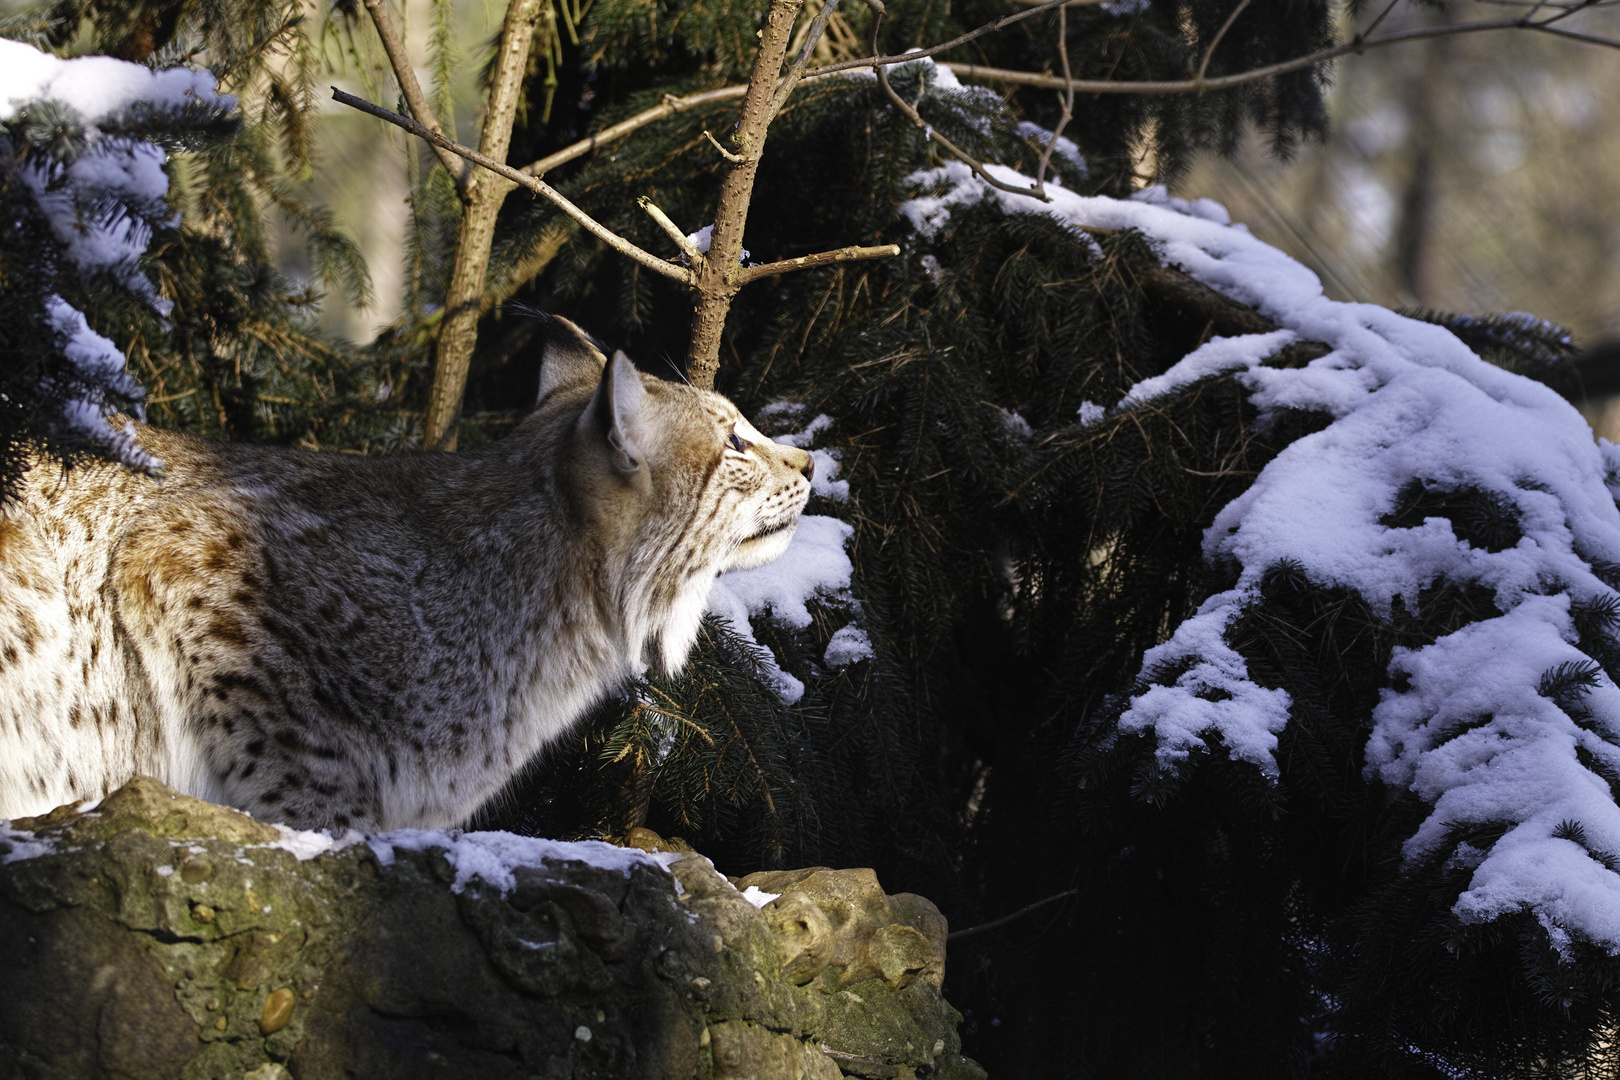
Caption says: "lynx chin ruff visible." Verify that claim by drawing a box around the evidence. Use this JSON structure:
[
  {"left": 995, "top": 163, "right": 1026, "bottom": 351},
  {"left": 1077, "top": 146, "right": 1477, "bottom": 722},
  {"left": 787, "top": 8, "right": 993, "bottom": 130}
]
[{"left": 0, "top": 317, "right": 813, "bottom": 831}]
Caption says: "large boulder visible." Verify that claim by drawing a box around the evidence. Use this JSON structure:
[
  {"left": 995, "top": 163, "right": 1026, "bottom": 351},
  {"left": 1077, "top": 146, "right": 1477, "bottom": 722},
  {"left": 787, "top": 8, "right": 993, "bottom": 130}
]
[{"left": 0, "top": 778, "right": 983, "bottom": 1080}]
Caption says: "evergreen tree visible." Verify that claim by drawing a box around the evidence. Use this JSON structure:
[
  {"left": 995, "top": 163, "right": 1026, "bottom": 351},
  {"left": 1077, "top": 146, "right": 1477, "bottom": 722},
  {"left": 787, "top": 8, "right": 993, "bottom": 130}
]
[
  {"left": 439, "top": 4, "right": 1620, "bottom": 1074},
  {"left": 10, "top": 0, "right": 1620, "bottom": 1073}
]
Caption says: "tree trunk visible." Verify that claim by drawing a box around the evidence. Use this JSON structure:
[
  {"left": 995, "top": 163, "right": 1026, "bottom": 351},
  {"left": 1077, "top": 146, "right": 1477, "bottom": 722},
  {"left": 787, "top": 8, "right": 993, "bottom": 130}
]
[
  {"left": 684, "top": 0, "right": 805, "bottom": 390},
  {"left": 422, "top": 0, "right": 542, "bottom": 451}
]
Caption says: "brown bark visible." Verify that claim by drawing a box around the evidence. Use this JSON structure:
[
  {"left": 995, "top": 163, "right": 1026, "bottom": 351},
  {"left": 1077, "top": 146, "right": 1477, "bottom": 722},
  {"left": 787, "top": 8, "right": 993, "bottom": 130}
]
[
  {"left": 684, "top": 0, "right": 806, "bottom": 390},
  {"left": 421, "top": 0, "right": 542, "bottom": 451}
]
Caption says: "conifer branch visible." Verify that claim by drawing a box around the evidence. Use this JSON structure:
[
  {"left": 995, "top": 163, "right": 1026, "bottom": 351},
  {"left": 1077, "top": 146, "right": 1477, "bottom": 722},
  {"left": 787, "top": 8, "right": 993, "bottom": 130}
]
[
  {"left": 360, "top": 0, "right": 469, "bottom": 199},
  {"left": 333, "top": 88, "right": 693, "bottom": 285},
  {"left": 941, "top": 12, "right": 1620, "bottom": 95}
]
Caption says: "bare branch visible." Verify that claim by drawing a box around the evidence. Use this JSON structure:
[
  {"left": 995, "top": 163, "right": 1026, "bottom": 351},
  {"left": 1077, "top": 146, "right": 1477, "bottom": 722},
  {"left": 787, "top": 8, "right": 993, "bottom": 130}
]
[
  {"left": 940, "top": 13, "right": 1620, "bottom": 95},
  {"left": 788, "top": 0, "right": 843, "bottom": 73},
  {"left": 521, "top": 86, "right": 748, "bottom": 176},
  {"left": 809, "top": 0, "right": 1102, "bottom": 78},
  {"left": 360, "top": 0, "right": 468, "bottom": 198},
  {"left": 948, "top": 889, "right": 1081, "bottom": 941},
  {"left": 1032, "top": 3, "right": 1075, "bottom": 195},
  {"left": 870, "top": 7, "right": 1048, "bottom": 201},
  {"left": 637, "top": 197, "right": 705, "bottom": 264},
  {"left": 1194, "top": 0, "right": 1251, "bottom": 89},
  {"left": 1532, "top": 21, "right": 1620, "bottom": 45},
  {"left": 736, "top": 243, "right": 901, "bottom": 284},
  {"left": 704, "top": 129, "right": 747, "bottom": 163},
  {"left": 332, "top": 87, "right": 692, "bottom": 284}
]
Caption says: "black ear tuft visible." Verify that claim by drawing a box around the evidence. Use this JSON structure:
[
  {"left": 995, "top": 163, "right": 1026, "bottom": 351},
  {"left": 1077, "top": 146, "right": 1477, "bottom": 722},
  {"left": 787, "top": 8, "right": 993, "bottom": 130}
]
[
  {"left": 511, "top": 305, "right": 610, "bottom": 357},
  {"left": 533, "top": 314, "right": 611, "bottom": 405}
]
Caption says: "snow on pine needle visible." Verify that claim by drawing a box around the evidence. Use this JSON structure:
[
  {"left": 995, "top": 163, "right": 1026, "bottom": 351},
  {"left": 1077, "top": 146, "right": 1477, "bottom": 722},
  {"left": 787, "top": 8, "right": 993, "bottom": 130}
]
[
  {"left": 902, "top": 146, "right": 1620, "bottom": 950},
  {"left": 0, "top": 38, "right": 235, "bottom": 469}
]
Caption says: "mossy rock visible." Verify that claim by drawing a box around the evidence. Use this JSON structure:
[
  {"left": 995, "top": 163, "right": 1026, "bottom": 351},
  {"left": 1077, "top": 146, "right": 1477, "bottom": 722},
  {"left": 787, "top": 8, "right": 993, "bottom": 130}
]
[{"left": 0, "top": 778, "right": 982, "bottom": 1079}]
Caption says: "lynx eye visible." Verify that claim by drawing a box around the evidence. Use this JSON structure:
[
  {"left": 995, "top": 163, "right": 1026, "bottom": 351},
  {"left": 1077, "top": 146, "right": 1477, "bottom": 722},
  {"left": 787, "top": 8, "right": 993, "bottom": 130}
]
[{"left": 726, "top": 431, "right": 749, "bottom": 453}]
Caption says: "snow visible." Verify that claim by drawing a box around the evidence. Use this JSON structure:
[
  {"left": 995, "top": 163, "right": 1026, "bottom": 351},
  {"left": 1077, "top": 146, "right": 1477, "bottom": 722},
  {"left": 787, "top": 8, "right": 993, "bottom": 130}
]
[
  {"left": 707, "top": 410, "right": 865, "bottom": 702},
  {"left": 365, "top": 829, "right": 666, "bottom": 895},
  {"left": 685, "top": 224, "right": 749, "bottom": 264},
  {"left": 1017, "top": 121, "right": 1086, "bottom": 177},
  {"left": 0, "top": 39, "right": 232, "bottom": 469},
  {"left": 0, "top": 40, "right": 226, "bottom": 124},
  {"left": 897, "top": 131, "right": 1620, "bottom": 951},
  {"left": 825, "top": 623, "right": 873, "bottom": 667},
  {"left": 0, "top": 824, "right": 54, "bottom": 864},
  {"left": 740, "top": 885, "right": 781, "bottom": 908},
  {"left": 44, "top": 297, "right": 161, "bottom": 471},
  {"left": 269, "top": 824, "right": 367, "bottom": 861}
]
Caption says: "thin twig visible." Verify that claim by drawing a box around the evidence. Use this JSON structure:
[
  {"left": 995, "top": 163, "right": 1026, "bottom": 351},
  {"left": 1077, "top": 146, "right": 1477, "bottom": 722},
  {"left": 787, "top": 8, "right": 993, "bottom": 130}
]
[
  {"left": 1032, "top": 3, "right": 1075, "bottom": 194},
  {"left": 941, "top": 12, "right": 1620, "bottom": 94},
  {"left": 332, "top": 87, "right": 692, "bottom": 284},
  {"left": 360, "top": 0, "right": 468, "bottom": 197},
  {"left": 522, "top": 86, "right": 748, "bottom": 176},
  {"left": 1194, "top": 0, "right": 1251, "bottom": 89},
  {"left": 1533, "top": 21, "right": 1620, "bottom": 44},
  {"left": 812, "top": 0, "right": 1107, "bottom": 78},
  {"left": 637, "top": 196, "right": 705, "bottom": 263},
  {"left": 736, "top": 243, "right": 901, "bottom": 283},
  {"left": 789, "top": 0, "right": 843, "bottom": 71},
  {"left": 703, "top": 129, "right": 747, "bottom": 163},
  {"left": 1359, "top": 0, "right": 1402, "bottom": 41},
  {"left": 871, "top": 7, "right": 1049, "bottom": 201},
  {"left": 947, "top": 888, "right": 1080, "bottom": 941}
]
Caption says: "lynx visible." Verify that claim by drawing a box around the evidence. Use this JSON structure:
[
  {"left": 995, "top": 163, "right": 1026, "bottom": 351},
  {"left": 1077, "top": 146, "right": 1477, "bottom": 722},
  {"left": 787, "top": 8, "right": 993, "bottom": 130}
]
[{"left": 0, "top": 317, "right": 813, "bottom": 831}]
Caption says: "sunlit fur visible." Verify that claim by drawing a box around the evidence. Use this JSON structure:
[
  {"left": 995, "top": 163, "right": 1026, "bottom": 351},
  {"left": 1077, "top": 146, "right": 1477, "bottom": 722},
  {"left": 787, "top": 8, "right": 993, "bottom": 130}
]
[{"left": 0, "top": 318, "right": 813, "bottom": 830}]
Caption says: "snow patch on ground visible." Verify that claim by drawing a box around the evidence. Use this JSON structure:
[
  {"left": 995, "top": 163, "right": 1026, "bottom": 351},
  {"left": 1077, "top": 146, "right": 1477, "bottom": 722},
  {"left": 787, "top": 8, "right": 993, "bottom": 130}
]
[{"left": 898, "top": 145, "right": 1620, "bottom": 951}]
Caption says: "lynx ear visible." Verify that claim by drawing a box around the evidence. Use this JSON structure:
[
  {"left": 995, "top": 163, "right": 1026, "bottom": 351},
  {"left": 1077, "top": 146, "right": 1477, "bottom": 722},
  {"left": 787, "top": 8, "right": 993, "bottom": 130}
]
[
  {"left": 536, "top": 315, "right": 608, "bottom": 405},
  {"left": 579, "top": 350, "right": 650, "bottom": 489}
]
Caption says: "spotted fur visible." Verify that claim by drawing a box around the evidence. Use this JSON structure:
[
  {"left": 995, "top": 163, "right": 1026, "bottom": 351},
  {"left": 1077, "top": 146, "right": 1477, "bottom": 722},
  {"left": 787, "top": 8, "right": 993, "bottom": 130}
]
[{"left": 0, "top": 318, "right": 813, "bottom": 830}]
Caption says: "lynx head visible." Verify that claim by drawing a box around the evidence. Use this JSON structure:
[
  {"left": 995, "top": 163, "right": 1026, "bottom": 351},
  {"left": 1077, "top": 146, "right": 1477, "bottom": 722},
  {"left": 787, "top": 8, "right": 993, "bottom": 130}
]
[{"left": 534, "top": 316, "right": 814, "bottom": 671}]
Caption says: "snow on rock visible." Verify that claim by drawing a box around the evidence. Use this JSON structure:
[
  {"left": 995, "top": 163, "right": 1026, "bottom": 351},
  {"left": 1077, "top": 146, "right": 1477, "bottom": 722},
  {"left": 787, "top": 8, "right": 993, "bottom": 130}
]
[
  {"left": 741, "top": 885, "right": 782, "bottom": 908},
  {"left": 0, "top": 824, "right": 55, "bottom": 865},
  {"left": 898, "top": 131, "right": 1620, "bottom": 950},
  {"left": 364, "top": 830, "right": 667, "bottom": 895}
]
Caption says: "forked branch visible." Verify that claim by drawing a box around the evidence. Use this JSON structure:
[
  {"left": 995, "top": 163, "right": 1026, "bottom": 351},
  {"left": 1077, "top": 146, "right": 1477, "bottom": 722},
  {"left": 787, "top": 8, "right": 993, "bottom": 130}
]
[
  {"left": 360, "top": 0, "right": 469, "bottom": 199},
  {"left": 333, "top": 87, "right": 694, "bottom": 284}
]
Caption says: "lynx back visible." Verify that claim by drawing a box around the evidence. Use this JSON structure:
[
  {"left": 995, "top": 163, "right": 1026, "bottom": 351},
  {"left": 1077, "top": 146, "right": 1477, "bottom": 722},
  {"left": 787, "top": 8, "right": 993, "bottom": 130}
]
[{"left": 0, "top": 317, "right": 813, "bottom": 830}]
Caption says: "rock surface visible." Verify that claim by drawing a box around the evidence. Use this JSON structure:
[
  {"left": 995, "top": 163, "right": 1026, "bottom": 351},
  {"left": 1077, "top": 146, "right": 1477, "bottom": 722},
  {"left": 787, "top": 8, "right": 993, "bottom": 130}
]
[{"left": 0, "top": 778, "right": 984, "bottom": 1080}]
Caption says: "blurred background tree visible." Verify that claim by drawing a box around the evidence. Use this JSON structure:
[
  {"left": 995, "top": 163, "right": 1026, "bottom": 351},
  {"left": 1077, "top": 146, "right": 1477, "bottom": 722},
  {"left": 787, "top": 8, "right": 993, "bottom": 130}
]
[{"left": 6, "top": 0, "right": 1620, "bottom": 1075}]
